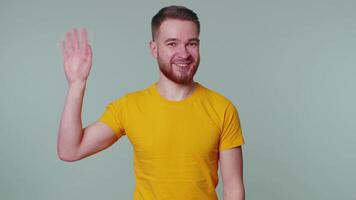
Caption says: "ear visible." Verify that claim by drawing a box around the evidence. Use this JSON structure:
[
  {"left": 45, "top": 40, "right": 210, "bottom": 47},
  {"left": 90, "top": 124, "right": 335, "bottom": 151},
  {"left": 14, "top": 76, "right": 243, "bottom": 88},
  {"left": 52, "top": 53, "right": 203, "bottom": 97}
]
[{"left": 149, "top": 40, "right": 158, "bottom": 59}]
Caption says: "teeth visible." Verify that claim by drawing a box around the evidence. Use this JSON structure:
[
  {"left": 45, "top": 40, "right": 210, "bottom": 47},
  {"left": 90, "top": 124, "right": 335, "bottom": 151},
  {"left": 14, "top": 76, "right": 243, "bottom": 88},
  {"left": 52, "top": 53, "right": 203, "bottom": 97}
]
[{"left": 175, "top": 63, "right": 190, "bottom": 67}]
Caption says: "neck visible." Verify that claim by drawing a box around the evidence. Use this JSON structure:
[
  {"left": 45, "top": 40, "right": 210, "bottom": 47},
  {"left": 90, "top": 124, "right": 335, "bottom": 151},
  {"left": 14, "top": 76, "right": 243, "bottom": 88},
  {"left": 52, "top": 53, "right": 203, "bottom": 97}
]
[{"left": 156, "top": 74, "right": 196, "bottom": 101}]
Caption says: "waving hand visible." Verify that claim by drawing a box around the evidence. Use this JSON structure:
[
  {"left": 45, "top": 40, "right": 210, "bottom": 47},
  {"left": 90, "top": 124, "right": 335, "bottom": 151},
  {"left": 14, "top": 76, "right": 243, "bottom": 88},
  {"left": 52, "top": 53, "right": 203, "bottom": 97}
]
[{"left": 61, "top": 28, "right": 92, "bottom": 84}]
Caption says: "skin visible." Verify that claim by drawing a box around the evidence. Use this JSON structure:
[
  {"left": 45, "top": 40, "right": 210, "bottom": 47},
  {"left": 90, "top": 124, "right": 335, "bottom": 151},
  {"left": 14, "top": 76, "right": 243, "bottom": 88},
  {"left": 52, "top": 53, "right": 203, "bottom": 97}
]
[
  {"left": 58, "top": 20, "right": 244, "bottom": 200},
  {"left": 58, "top": 28, "right": 119, "bottom": 161},
  {"left": 149, "top": 19, "right": 201, "bottom": 100}
]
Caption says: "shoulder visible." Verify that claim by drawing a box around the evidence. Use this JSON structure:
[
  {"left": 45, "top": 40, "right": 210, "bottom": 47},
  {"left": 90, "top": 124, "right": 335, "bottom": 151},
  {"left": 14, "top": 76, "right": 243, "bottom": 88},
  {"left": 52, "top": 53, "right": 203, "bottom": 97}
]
[
  {"left": 197, "top": 83, "right": 234, "bottom": 108},
  {"left": 196, "top": 83, "right": 241, "bottom": 128},
  {"left": 125, "top": 84, "right": 153, "bottom": 102},
  {"left": 110, "top": 84, "right": 153, "bottom": 106}
]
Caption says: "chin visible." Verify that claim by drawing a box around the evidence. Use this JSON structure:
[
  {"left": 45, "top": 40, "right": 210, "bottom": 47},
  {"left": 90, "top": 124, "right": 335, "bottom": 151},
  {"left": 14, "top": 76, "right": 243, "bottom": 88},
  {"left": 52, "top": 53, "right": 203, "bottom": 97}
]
[{"left": 158, "top": 60, "right": 199, "bottom": 85}]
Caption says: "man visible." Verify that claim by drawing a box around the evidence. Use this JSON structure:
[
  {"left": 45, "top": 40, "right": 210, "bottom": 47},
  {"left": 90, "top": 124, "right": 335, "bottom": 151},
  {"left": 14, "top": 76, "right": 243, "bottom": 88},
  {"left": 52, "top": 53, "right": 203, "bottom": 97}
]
[{"left": 58, "top": 5, "right": 245, "bottom": 200}]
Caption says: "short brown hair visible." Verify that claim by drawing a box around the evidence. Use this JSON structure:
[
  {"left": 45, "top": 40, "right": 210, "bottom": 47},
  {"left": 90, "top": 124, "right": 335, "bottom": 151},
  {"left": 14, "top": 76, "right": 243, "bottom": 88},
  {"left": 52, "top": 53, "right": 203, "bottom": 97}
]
[{"left": 151, "top": 5, "right": 200, "bottom": 40}]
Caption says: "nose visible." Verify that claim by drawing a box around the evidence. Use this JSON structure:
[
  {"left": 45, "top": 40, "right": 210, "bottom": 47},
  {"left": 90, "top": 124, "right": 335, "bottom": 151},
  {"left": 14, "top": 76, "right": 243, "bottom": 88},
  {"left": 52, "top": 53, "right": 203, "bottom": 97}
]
[{"left": 177, "top": 44, "right": 190, "bottom": 59}]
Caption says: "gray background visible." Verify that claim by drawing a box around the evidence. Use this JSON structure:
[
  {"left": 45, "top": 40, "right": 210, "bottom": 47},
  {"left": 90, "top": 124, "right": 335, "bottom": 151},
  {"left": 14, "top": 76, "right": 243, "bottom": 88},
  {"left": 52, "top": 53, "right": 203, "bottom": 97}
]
[{"left": 1, "top": 0, "right": 355, "bottom": 199}]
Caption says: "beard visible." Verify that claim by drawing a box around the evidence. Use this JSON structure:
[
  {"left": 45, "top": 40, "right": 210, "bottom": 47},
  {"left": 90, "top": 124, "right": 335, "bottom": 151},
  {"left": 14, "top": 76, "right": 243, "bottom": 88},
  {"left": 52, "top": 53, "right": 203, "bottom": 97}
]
[{"left": 157, "top": 54, "right": 200, "bottom": 85}]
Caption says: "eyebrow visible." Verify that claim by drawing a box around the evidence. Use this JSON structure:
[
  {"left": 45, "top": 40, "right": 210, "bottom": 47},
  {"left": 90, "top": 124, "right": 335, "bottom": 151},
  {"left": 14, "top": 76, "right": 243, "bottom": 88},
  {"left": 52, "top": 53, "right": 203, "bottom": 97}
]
[
  {"left": 188, "top": 38, "right": 200, "bottom": 43},
  {"left": 163, "top": 38, "right": 200, "bottom": 43},
  {"left": 164, "top": 38, "right": 178, "bottom": 43}
]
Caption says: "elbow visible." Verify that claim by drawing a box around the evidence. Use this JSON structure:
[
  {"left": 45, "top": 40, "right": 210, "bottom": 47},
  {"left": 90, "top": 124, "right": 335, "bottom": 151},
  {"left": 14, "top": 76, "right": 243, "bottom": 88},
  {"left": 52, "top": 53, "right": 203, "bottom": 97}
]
[
  {"left": 57, "top": 148, "right": 80, "bottom": 162},
  {"left": 223, "top": 184, "right": 245, "bottom": 200},
  {"left": 58, "top": 153, "right": 78, "bottom": 162}
]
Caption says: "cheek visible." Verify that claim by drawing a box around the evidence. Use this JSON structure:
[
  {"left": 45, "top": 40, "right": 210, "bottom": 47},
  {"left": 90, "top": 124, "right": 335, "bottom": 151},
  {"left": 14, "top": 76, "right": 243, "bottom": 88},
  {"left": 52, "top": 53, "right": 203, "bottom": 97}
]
[
  {"left": 190, "top": 52, "right": 200, "bottom": 61},
  {"left": 158, "top": 47, "right": 170, "bottom": 56},
  {"left": 160, "top": 51, "right": 175, "bottom": 62},
  {"left": 188, "top": 48, "right": 199, "bottom": 56}
]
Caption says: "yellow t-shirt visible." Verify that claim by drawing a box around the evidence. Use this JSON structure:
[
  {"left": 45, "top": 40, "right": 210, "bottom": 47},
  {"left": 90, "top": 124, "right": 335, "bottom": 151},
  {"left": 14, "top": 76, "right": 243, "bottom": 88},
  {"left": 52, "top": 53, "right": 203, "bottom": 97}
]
[{"left": 99, "top": 82, "right": 245, "bottom": 200}]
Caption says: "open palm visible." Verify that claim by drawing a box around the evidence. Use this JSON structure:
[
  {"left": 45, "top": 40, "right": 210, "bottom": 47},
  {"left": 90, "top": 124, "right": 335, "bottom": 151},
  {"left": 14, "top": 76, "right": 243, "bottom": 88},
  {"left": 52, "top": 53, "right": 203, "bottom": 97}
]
[{"left": 61, "top": 28, "right": 92, "bottom": 84}]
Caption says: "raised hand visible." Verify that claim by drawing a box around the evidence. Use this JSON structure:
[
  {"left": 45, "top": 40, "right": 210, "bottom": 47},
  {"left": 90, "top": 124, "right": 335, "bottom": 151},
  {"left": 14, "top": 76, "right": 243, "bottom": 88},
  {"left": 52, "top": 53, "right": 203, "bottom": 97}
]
[{"left": 61, "top": 28, "right": 92, "bottom": 85}]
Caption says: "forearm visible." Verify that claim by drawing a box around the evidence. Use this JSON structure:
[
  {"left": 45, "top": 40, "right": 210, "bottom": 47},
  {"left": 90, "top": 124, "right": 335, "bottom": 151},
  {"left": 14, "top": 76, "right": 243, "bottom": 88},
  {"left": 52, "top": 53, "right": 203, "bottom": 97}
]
[
  {"left": 223, "top": 184, "right": 245, "bottom": 200},
  {"left": 57, "top": 82, "right": 87, "bottom": 161}
]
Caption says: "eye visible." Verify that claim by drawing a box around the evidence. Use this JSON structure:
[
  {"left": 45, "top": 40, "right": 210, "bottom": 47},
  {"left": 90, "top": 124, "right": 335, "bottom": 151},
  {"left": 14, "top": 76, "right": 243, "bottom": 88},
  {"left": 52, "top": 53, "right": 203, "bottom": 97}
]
[
  {"left": 188, "top": 42, "right": 198, "bottom": 47},
  {"left": 167, "top": 42, "right": 176, "bottom": 47}
]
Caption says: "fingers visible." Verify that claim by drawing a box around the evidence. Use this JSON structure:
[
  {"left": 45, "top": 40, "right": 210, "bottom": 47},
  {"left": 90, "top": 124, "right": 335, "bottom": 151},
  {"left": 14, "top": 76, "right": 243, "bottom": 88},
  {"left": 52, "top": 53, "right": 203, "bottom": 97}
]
[
  {"left": 72, "top": 28, "right": 80, "bottom": 50},
  {"left": 80, "top": 28, "right": 89, "bottom": 49},
  {"left": 82, "top": 43, "right": 92, "bottom": 59},
  {"left": 80, "top": 28, "right": 92, "bottom": 57},
  {"left": 62, "top": 28, "right": 90, "bottom": 56},
  {"left": 86, "top": 43, "right": 92, "bottom": 57},
  {"left": 66, "top": 31, "right": 74, "bottom": 52}
]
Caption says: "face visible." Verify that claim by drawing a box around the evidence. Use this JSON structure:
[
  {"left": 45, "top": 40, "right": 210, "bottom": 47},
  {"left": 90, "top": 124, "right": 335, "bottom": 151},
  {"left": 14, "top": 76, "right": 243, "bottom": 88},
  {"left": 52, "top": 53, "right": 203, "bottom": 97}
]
[{"left": 150, "top": 19, "right": 200, "bottom": 85}]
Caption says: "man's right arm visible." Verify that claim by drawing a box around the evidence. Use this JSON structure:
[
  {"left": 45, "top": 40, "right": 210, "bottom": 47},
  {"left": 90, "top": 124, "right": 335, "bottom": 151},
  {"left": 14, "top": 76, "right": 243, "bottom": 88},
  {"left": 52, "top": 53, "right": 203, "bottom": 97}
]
[
  {"left": 57, "top": 28, "right": 120, "bottom": 162},
  {"left": 57, "top": 82, "right": 120, "bottom": 162}
]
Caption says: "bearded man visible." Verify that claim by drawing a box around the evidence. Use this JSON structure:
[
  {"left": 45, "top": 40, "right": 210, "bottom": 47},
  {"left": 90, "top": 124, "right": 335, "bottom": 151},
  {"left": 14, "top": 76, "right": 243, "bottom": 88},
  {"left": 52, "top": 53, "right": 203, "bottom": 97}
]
[{"left": 58, "top": 5, "right": 245, "bottom": 200}]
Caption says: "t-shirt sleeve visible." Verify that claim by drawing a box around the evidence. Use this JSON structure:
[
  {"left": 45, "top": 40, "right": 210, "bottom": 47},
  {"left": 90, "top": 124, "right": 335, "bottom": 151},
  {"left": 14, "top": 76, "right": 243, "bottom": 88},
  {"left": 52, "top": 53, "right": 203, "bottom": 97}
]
[
  {"left": 98, "top": 96, "right": 126, "bottom": 137},
  {"left": 219, "top": 102, "right": 245, "bottom": 151}
]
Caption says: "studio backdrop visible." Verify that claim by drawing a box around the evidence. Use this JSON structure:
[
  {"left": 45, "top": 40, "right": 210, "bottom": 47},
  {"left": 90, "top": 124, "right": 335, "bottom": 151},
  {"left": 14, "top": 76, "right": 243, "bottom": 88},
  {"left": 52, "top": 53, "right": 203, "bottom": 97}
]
[{"left": 0, "top": 0, "right": 355, "bottom": 199}]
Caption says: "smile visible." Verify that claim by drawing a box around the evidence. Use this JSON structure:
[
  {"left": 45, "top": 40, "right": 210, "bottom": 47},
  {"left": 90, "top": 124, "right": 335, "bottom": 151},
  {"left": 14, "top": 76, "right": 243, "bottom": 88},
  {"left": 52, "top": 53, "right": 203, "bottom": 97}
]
[
  {"left": 175, "top": 63, "right": 190, "bottom": 67},
  {"left": 173, "top": 61, "right": 192, "bottom": 67}
]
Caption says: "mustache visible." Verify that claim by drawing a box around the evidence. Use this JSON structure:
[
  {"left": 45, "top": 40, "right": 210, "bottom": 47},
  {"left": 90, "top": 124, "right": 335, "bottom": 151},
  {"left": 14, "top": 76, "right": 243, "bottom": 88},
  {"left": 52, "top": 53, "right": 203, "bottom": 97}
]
[{"left": 172, "top": 58, "right": 194, "bottom": 63}]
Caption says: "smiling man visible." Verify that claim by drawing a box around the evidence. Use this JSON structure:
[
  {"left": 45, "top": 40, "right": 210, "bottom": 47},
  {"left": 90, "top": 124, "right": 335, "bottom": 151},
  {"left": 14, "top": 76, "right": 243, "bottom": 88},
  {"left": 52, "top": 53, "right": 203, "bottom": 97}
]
[{"left": 58, "top": 5, "right": 245, "bottom": 200}]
